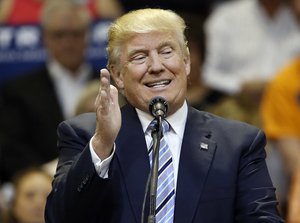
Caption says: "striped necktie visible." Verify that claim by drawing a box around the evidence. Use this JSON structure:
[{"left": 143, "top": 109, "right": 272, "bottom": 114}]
[{"left": 148, "top": 119, "right": 175, "bottom": 223}]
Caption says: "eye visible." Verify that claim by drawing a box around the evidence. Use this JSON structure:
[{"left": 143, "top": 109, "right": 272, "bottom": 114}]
[
  {"left": 160, "top": 47, "right": 173, "bottom": 58},
  {"left": 130, "top": 53, "right": 147, "bottom": 64},
  {"left": 24, "top": 191, "right": 36, "bottom": 200}
]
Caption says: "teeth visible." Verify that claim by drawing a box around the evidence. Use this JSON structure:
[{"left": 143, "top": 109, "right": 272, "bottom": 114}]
[{"left": 146, "top": 80, "right": 170, "bottom": 87}]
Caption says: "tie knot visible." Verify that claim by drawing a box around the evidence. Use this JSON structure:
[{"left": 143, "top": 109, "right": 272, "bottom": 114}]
[{"left": 148, "top": 119, "right": 170, "bottom": 134}]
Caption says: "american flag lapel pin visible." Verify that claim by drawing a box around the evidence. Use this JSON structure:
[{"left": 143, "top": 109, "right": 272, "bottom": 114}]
[{"left": 200, "top": 142, "right": 209, "bottom": 150}]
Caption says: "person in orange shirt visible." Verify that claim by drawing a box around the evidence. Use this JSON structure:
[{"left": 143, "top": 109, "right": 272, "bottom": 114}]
[
  {"left": 261, "top": 59, "right": 300, "bottom": 141},
  {"left": 260, "top": 57, "right": 300, "bottom": 220}
]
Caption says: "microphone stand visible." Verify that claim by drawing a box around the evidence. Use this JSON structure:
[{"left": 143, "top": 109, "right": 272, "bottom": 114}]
[{"left": 147, "top": 116, "right": 162, "bottom": 223}]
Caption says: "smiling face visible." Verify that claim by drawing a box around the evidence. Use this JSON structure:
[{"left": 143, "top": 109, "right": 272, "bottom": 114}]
[{"left": 111, "top": 31, "right": 190, "bottom": 115}]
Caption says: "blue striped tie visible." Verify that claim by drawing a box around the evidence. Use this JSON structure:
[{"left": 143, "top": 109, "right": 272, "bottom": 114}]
[{"left": 148, "top": 119, "right": 175, "bottom": 223}]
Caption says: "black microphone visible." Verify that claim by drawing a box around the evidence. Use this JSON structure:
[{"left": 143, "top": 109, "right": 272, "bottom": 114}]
[
  {"left": 148, "top": 96, "right": 168, "bottom": 118},
  {"left": 142, "top": 96, "right": 168, "bottom": 223}
]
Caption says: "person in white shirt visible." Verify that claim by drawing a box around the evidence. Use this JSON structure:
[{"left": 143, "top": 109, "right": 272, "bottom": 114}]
[{"left": 202, "top": 0, "right": 300, "bottom": 96}]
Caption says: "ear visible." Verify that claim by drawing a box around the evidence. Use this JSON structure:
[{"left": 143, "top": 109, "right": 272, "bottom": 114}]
[
  {"left": 184, "top": 54, "right": 191, "bottom": 77},
  {"left": 110, "top": 65, "right": 124, "bottom": 89}
]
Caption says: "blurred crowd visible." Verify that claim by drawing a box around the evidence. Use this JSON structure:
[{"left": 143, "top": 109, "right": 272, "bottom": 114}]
[{"left": 1, "top": 0, "right": 300, "bottom": 222}]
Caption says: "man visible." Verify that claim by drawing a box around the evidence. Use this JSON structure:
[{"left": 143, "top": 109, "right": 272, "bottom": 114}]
[
  {"left": 45, "top": 8, "right": 283, "bottom": 222},
  {"left": 0, "top": 0, "right": 98, "bottom": 182}
]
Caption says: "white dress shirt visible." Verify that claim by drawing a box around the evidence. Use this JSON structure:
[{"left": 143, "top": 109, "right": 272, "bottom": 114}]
[
  {"left": 90, "top": 101, "right": 188, "bottom": 189},
  {"left": 48, "top": 59, "right": 93, "bottom": 119},
  {"left": 203, "top": 0, "right": 300, "bottom": 94}
]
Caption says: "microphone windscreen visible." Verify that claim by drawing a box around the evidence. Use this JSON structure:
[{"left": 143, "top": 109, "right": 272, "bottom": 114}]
[{"left": 148, "top": 97, "right": 168, "bottom": 118}]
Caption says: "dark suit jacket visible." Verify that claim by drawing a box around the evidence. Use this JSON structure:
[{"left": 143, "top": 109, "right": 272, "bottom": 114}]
[
  {"left": 45, "top": 104, "right": 283, "bottom": 223},
  {"left": 0, "top": 65, "right": 98, "bottom": 182}
]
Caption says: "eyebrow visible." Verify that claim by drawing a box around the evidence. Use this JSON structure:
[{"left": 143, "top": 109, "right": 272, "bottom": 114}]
[{"left": 127, "top": 40, "right": 177, "bottom": 58}]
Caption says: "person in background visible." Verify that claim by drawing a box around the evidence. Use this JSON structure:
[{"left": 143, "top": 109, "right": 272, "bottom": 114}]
[
  {"left": 45, "top": 8, "right": 283, "bottom": 222},
  {"left": 0, "top": 0, "right": 98, "bottom": 183},
  {"left": 202, "top": 0, "right": 300, "bottom": 98},
  {"left": 1, "top": 167, "right": 52, "bottom": 223},
  {"left": 179, "top": 12, "right": 224, "bottom": 111},
  {"left": 260, "top": 51, "right": 300, "bottom": 221}
]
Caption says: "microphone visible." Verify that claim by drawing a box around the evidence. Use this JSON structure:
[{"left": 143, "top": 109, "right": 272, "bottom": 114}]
[
  {"left": 143, "top": 96, "right": 168, "bottom": 223},
  {"left": 148, "top": 97, "right": 168, "bottom": 118}
]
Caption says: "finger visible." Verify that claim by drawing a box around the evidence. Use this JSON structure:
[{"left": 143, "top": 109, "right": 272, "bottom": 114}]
[
  {"left": 110, "top": 85, "right": 120, "bottom": 108},
  {"left": 99, "top": 68, "right": 110, "bottom": 93},
  {"left": 98, "top": 88, "right": 110, "bottom": 114},
  {"left": 95, "top": 70, "right": 102, "bottom": 107},
  {"left": 95, "top": 69, "right": 111, "bottom": 114}
]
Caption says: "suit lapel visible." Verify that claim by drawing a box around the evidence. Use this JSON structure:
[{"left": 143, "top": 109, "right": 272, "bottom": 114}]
[
  {"left": 174, "top": 107, "right": 217, "bottom": 223},
  {"left": 115, "top": 105, "right": 150, "bottom": 222}
]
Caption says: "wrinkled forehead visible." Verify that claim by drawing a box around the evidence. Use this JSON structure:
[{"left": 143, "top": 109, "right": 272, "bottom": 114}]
[
  {"left": 129, "top": 30, "right": 178, "bottom": 42},
  {"left": 123, "top": 31, "right": 180, "bottom": 51}
]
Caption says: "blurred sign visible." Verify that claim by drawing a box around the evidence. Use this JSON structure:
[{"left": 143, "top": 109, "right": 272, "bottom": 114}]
[{"left": 0, "top": 20, "right": 111, "bottom": 84}]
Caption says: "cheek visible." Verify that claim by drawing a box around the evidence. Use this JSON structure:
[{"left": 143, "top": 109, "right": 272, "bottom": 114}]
[
  {"left": 123, "top": 65, "right": 147, "bottom": 84},
  {"left": 170, "top": 62, "right": 189, "bottom": 79},
  {"left": 166, "top": 54, "right": 188, "bottom": 72},
  {"left": 122, "top": 76, "right": 139, "bottom": 94},
  {"left": 15, "top": 195, "right": 31, "bottom": 207},
  {"left": 73, "top": 40, "right": 86, "bottom": 51},
  {"left": 13, "top": 198, "right": 30, "bottom": 219}
]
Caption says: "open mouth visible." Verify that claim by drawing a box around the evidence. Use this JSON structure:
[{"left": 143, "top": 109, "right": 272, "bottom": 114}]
[{"left": 145, "top": 80, "right": 171, "bottom": 88}]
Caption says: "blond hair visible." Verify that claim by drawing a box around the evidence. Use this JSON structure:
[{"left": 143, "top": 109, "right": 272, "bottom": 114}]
[{"left": 107, "top": 8, "right": 188, "bottom": 69}]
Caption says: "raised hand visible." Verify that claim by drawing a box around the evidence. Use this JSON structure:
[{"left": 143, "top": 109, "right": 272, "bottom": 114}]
[{"left": 92, "top": 69, "right": 121, "bottom": 160}]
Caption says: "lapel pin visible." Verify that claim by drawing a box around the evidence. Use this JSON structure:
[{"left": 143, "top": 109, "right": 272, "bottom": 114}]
[{"left": 200, "top": 142, "right": 209, "bottom": 150}]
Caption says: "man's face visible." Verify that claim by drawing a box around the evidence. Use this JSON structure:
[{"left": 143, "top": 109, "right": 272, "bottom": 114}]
[
  {"left": 112, "top": 32, "right": 190, "bottom": 115},
  {"left": 43, "top": 9, "right": 88, "bottom": 72}
]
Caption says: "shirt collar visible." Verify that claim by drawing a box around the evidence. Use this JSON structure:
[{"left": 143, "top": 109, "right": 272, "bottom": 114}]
[
  {"left": 47, "top": 58, "right": 92, "bottom": 83},
  {"left": 136, "top": 100, "right": 188, "bottom": 139}
]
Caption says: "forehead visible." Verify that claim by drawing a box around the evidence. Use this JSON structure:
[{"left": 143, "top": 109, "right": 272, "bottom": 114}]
[
  {"left": 18, "top": 173, "right": 51, "bottom": 190},
  {"left": 124, "top": 32, "right": 179, "bottom": 52},
  {"left": 45, "top": 9, "right": 87, "bottom": 31}
]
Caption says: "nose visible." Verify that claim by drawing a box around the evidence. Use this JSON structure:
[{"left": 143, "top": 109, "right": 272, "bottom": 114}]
[{"left": 147, "top": 52, "right": 164, "bottom": 74}]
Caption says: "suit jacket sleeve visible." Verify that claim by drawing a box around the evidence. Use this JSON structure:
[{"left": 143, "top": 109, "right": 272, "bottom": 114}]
[
  {"left": 234, "top": 129, "right": 283, "bottom": 222},
  {"left": 45, "top": 113, "right": 114, "bottom": 223}
]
